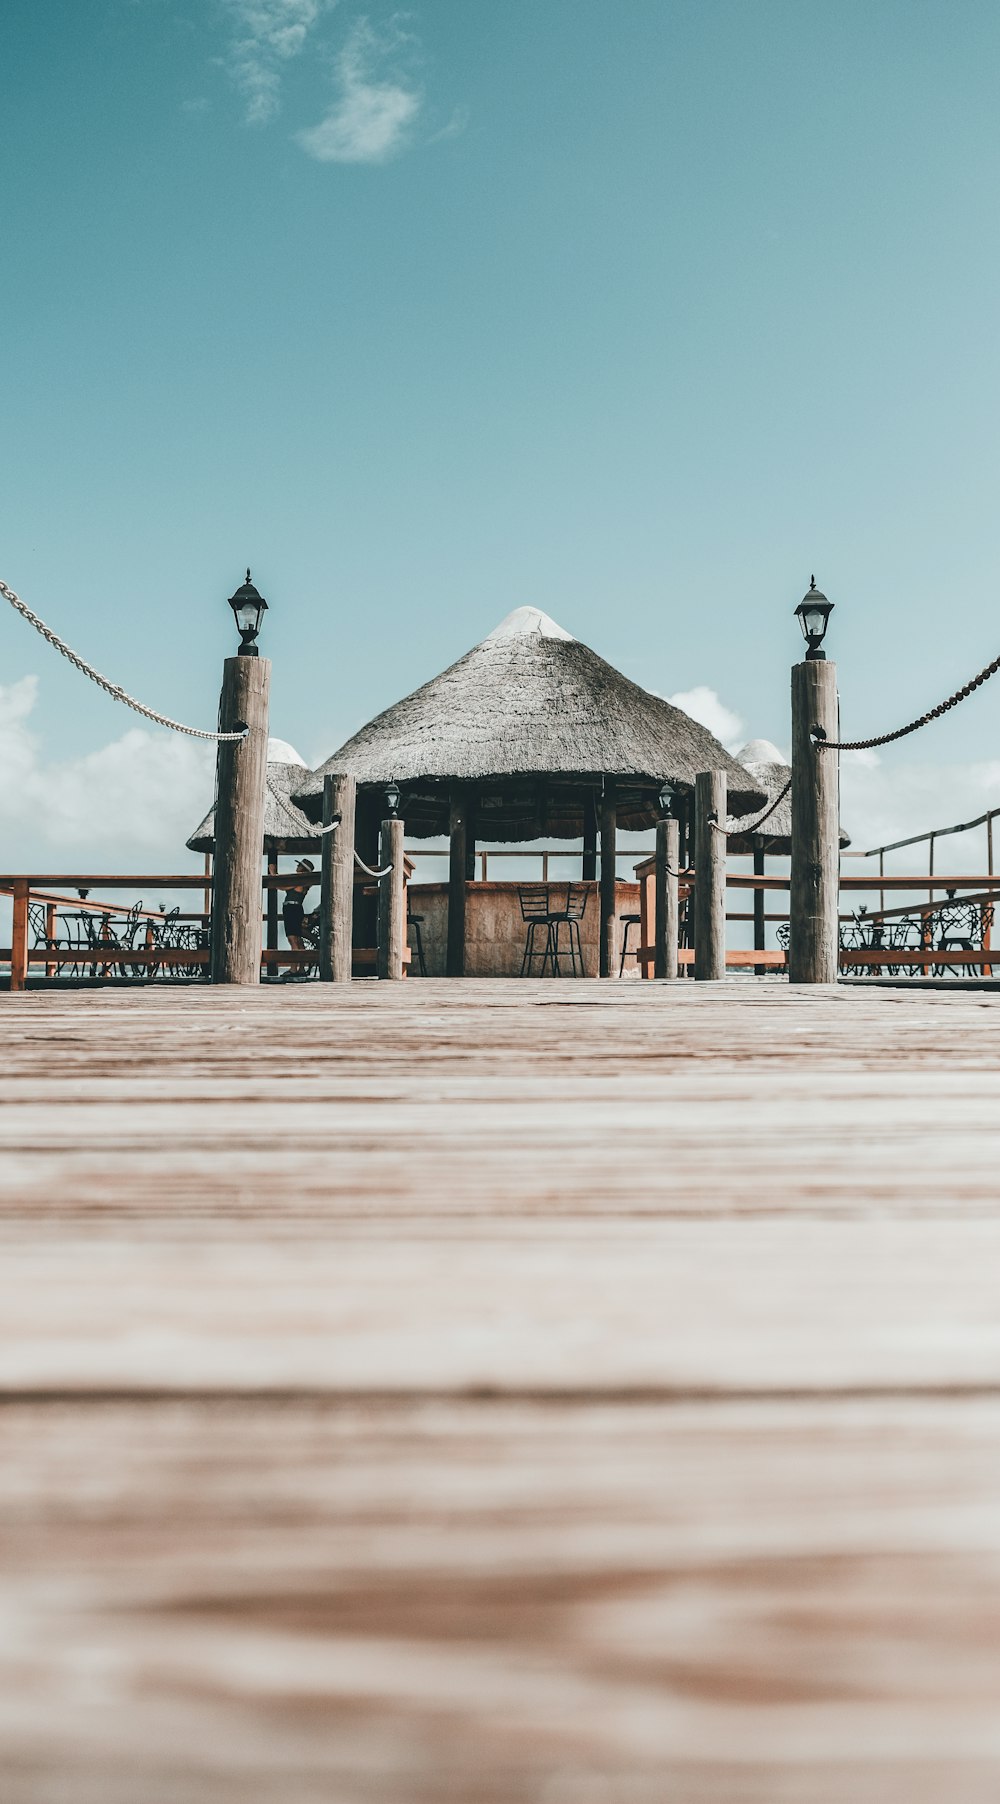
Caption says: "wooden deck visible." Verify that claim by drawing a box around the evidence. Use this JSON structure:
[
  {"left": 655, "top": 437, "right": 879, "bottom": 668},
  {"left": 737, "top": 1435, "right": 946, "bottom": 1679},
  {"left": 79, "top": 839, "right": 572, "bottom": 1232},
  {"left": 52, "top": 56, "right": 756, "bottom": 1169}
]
[{"left": 4, "top": 978, "right": 1000, "bottom": 1802}]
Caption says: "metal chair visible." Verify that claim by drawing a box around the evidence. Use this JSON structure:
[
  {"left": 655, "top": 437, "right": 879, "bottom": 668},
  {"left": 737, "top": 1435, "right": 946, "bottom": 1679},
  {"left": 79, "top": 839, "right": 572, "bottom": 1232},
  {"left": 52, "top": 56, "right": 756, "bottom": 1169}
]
[
  {"left": 407, "top": 896, "right": 427, "bottom": 977},
  {"left": 27, "top": 901, "right": 66, "bottom": 976},
  {"left": 519, "top": 885, "right": 555, "bottom": 975},
  {"left": 519, "top": 884, "right": 588, "bottom": 976},
  {"left": 618, "top": 913, "right": 642, "bottom": 977}
]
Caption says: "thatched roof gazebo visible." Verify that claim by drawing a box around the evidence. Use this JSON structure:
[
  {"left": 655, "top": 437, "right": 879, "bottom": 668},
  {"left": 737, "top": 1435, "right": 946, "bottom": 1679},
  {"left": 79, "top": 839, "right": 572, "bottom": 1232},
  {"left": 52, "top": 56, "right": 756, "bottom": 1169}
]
[
  {"left": 187, "top": 738, "right": 318, "bottom": 858},
  {"left": 294, "top": 607, "right": 766, "bottom": 974}
]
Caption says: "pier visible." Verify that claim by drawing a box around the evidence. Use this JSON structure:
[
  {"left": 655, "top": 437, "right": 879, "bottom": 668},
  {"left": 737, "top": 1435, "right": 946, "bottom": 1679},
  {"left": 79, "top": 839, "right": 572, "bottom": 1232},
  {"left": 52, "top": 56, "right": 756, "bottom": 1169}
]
[{"left": 4, "top": 979, "right": 1000, "bottom": 1800}]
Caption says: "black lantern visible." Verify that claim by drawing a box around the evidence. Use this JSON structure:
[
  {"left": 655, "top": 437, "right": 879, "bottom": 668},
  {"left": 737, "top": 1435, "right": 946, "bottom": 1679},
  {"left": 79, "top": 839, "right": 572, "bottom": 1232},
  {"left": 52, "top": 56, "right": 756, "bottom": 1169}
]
[
  {"left": 794, "top": 576, "right": 833, "bottom": 660},
  {"left": 658, "top": 779, "right": 676, "bottom": 817},
  {"left": 385, "top": 779, "right": 401, "bottom": 818},
  {"left": 228, "top": 568, "right": 268, "bottom": 656}
]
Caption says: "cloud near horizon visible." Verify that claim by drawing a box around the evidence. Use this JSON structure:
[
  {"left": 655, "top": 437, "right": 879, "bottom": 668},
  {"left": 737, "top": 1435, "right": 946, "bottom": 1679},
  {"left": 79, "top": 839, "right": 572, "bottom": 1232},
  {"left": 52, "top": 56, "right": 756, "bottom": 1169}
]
[
  {"left": 295, "top": 16, "right": 422, "bottom": 163},
  {"left": 0, "top": 676, "right": 215, "bottom": 867}
]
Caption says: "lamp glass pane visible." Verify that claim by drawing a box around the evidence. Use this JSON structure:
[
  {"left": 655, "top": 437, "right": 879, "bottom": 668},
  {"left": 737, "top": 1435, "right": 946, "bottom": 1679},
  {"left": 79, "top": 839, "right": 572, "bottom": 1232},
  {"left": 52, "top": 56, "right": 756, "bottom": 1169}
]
[{"left": 802, "top": 604, "right": 828, "bottom": 638}]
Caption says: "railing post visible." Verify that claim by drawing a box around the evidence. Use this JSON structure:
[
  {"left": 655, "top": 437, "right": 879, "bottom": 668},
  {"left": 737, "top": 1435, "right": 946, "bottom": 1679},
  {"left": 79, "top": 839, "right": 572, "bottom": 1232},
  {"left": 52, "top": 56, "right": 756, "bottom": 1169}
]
[
  {"left": 45, "top": 902, "right": 57, "bottom": 979},
  {"left": 447, "top": 784, "right": 468, "bottom": 977},
  {"left": 210, "top": 655, "right": 270, "bottom": 984},
  {"left": 752, "top": 848, "right": 767, "bottom": 975},
  {"left": 320, "top": 772, "right": 356, "bottom": 982},
  {"left": 655, "top": 817, "right": 679, "bottom": 979},
  {"left": 789, "top": 658, "right": 840, "bottom": 983},
  {"left": 599, "top": 779, "right": 617, "bottom": 977},
  {"left": 10, "top": 879, "right": 28, "bottom": 991},
  {"left": 693, "top": 772, "right": 726, "bottom": 981},
  {"left": 377, "top": 817, "right": 405, "bottom": 979},
  {"left": 266, "top": 856, "right": 279, "bottom": 978}
]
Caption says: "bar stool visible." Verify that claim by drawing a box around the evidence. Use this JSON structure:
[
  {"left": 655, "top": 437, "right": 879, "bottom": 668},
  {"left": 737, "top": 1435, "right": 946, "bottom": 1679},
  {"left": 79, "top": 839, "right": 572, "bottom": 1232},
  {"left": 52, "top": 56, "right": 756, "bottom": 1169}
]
[
  {"left": 618, "top": 913, "right": 642, "bottom": 976},
  {"left": 407, "top": 899, "right": 427, "bottom": 976}
]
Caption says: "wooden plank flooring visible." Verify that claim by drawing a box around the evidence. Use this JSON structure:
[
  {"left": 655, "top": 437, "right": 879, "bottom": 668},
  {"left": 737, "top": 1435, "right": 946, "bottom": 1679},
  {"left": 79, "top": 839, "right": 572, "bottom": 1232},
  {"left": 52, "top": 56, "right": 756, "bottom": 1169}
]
[{"left": 3, "top": 979, "right": 1000, "bottom": 1802}]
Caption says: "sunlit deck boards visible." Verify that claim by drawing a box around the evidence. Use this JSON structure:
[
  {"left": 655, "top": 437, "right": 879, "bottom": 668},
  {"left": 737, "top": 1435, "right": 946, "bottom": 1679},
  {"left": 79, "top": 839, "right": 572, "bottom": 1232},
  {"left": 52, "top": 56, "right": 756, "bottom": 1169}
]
[{"left": 3, "top": 980, "right": 1000, "bottom": 1802}]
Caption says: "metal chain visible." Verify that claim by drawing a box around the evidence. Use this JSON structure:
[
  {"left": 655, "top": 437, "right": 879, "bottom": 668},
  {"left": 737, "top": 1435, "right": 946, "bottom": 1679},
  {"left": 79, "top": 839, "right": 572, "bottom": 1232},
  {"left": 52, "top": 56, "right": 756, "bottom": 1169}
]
[
  {"left": 1, "top": 577, "right": 247, "bottom": 741},
  {"left": 814, "top": 648, "right": 1000, "bottom": 751},
  {"left": 711, "top": 777, "right": 792, "bottom": 837},
  {"left": 353, "top": 850, "right": 394, "bottom": 878}
]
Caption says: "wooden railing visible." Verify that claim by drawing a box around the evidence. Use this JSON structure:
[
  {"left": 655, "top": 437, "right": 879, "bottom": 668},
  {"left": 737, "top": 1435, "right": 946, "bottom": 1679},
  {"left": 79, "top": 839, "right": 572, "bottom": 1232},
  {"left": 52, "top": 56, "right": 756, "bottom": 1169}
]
[
  {"left": 5, "top": 861, "right": 998, "bottom": 986},
  {"left": 630, "top": 864, "right": 999, "bottom": 977},
  {"left": 0, "top": 868, "right": 410, "bottom": 990}
]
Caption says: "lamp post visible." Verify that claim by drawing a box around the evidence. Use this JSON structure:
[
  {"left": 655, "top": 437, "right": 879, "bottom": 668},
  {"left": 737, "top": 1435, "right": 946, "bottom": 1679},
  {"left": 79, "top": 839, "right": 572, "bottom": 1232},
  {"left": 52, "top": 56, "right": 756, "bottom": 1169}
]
[
  {"left": 789, "top": 575, "right": 839, "bottom": 983},
  {"left": 655, "top": 780, "right": 679, "bottom": 980},
  {"left": 794, "top": 576, "right": 834, "bottom": 660},
  {"left": 211, "top": 568, "right": 271, "bottom": 984},
  {"left": 228, "top": 569, "right": 268, "bottom": 656}
]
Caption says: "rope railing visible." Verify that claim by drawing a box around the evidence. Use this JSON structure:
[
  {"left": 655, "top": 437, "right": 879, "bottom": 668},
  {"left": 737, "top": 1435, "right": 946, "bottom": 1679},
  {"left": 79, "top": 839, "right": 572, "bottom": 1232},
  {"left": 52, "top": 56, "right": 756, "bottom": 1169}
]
[
  {"left": 1, "top": 577, "right": 247, "bottom": 742},
  {"left": 813, "top": 645, "right": 1000, "bottom": 752},
  {"left": 711, "top": 778, "right": 792, "bottom": 837},
  {"left": 353, "top": 850, "right": 394, "bottom": 879}
]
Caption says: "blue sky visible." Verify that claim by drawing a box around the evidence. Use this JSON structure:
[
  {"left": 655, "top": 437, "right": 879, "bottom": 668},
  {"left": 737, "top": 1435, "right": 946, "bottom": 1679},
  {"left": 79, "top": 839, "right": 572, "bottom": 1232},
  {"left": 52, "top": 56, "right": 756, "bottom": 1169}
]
[{"left": 3, "top": 0, "right": 1000, "bottom": 869}]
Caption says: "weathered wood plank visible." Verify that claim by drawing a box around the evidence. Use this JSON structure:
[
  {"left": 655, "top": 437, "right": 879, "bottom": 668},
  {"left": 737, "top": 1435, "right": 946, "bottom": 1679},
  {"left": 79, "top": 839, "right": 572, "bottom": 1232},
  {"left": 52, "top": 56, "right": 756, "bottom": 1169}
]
[{"left": 2, "top": 982, "right": 1000, "bottom": 1800}]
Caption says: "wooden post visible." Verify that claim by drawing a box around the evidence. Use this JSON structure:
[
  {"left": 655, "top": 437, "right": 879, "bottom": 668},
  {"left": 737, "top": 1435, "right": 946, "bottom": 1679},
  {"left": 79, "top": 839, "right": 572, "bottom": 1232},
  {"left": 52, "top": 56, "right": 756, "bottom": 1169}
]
[
  {"left": 10, "top": 879, "right": 28, "bottom": 992},
  {"left": 465, "top": 793, "right": 477, "bottom": 883},
  {"left": 789, "top": 658, "right": 840, "bottom": 984},
  {"left": 753, "top": 847, "right": 766, "bottom": 975},
  {"left": 377, "top": 817, "right": 405, "bottom": 979},
  {"left": 447, "top": 784, "right": 468, "bottom": 977},
  {"left": 210, "top": 655, "right": 270, "bottom": 984},
  {"left": 599, "top": 780, "right": 617, "bottom": 977},
  {"left": 266, "top": 856, "right": 279, "bottom": 978},
  {"left": 694, "top": 771, "right": 727, "bottom": 981},
  {"left": 655, "top": 817, "right": 679, "bottom": 979},
  {"left": 45, "top": 901, "right": 57, "bottom": 979},
  {"left": 320, "top": 772, "right": 355, "bottom": 982},
  {"left": 582, "top": 791, "right": 598, "bottom": 881}
]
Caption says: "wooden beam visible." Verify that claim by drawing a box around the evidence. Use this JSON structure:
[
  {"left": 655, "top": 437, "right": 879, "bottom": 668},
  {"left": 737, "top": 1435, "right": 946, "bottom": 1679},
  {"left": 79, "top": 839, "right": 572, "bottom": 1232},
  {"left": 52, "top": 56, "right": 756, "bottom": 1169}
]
[
  {"left": 789, "top": 658, "right": 840, "bottom": 984},
  {"left": 447, "top": 785, "right": 468, "bottom": 977},
  {"left": 378, "top": 817, "right": 405, "bottom": 980},
  {"left": 599, "top": 780, "right": 617, "bottom": 978},
  {"left": 320, "top": 773, "right": 356, "bottom": 984},
  {"left": 210, "top": 655, "right": 270, "bottom": 985},
  {"left": 10, "top": 878, "right": 28, "bottom": 991},
  {"left": 753, "top": 847, "right": 766, "bottom": 975},
  {"left": 266, "top": 856, "right": 279, "bottom": 977},
  {"left": 655, "top": 817, "right": 679, "bottom": 980},
  {"left": 694, "top": 771, "right": 726, "bottom": 982},
  {"left": 582, "top": 791, "right": 598, "bottom": 882}
]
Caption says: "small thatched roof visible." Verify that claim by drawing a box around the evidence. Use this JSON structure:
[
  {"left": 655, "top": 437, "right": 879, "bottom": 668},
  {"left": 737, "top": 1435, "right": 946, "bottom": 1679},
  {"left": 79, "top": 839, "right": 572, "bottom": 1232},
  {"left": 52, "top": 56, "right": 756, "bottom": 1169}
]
[
  {"left": 725, "top": 739, "right": 851, "bottom": 854},
  {"left": 187, "top": 738, "right": 318, "bottom": 856},
  {"left": 294, "top": 607, "right": 766, "bottom": 837}
]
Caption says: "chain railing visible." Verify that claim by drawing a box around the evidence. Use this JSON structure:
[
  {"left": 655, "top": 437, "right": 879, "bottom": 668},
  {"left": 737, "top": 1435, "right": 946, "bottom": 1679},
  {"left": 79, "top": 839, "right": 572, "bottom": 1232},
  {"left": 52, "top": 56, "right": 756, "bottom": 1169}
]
[{"left": 1, "top": 578, "right": 246, "bottom": 741}]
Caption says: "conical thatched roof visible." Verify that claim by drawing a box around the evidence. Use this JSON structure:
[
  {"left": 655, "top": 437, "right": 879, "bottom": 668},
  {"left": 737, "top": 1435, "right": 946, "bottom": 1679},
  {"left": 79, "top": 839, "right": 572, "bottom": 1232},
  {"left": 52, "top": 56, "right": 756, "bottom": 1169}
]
[
  {"left": 725, "top": 739, "right": 851, "bottom": 854},
  {"left": 187, "top": 738, "right": 319, "bottom": 856},
  {"left": 294, "top": 607, "right": 766, "bottom": 837}
]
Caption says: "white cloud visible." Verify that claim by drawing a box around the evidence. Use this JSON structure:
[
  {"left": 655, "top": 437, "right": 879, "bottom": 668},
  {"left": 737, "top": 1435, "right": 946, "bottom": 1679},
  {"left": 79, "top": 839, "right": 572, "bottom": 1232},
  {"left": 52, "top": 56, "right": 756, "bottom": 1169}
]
[
  {"left": 223, "top": 0, "right": 328, "bottom": 125},
  {"left": 666, "top": 685, "right": 744, "bottom": 752},
  {"left": 296, "top": 16, "right": 421, "bottom": 163},
  {"left": 0, "top": 676, "right": 214, "bottom": 865}
]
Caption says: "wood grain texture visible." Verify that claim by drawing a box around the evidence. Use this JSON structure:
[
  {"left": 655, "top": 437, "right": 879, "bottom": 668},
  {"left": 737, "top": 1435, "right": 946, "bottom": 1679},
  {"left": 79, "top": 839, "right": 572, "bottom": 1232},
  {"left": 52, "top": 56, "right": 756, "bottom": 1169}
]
[
  {"left": 3, "top": 980, "right": 1000, "bottom": 1802},
  {"left": 694, "top": 771, "right": 726, "bottom": 981},
  {"left": 789, "top": 660, "right": 839, "bottom": 984},
  {"left": 210, "top": 656, "right": 270, "bottom": 985},
  {"left": 319, "top": 771, "right": 355, "bottom": 983}
]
